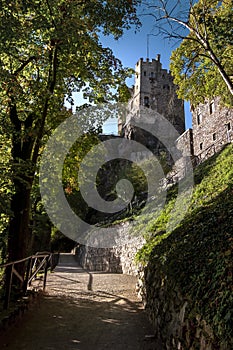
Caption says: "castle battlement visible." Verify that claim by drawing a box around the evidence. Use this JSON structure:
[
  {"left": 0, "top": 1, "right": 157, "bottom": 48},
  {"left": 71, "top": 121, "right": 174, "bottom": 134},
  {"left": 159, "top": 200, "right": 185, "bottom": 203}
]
[{"left": 137, "top": 54, "right": 161, "bottom": 64}]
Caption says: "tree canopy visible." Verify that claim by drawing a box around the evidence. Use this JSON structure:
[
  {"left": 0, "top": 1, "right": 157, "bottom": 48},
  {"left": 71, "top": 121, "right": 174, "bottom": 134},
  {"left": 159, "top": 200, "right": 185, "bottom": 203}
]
[
  {"left": 144, "top": 0, "right": 233, "bottom": 107},
  {"left": 0, "top": 0, "right": 141, "bottom": 263}
]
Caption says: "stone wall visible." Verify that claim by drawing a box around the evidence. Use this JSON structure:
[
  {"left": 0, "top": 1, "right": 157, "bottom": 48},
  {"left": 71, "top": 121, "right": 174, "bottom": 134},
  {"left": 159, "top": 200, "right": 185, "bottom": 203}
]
[
  {"left": 133, "top": 56, "right": 185, "bottom": 136},
  {"left": 164, "top": 128, "right": 195, "bottom": 183},
  {"left": 120, "top": 55, "right": 185, "bottom": 158},
  {"left": 75, "top": 245, "right": 122, "bottom": 273},
  {"left": 74, "top": 222, "right": 145, "bottom": 276},
  {"left": 192, "top": 96, "right": 233, "bottom": 158},
  {"left": 176, "top": 128, "right": 194, "bottom": 157},
  {"left": 136, "top": 263, "right": 228, "bottom": 350}
]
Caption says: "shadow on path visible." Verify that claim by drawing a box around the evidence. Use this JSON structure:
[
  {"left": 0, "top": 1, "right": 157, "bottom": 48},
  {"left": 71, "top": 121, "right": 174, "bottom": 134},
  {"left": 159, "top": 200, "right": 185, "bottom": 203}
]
[
  {"left": 0, "top": 254, "right": 162, "bottom": 349},
  {"left": 0, "top": 293, "right": 160, "bottom": 350}
]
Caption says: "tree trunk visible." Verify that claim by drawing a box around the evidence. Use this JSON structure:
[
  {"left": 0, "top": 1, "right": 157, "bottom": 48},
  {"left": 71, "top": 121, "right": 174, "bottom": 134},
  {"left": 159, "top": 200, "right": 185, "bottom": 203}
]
[
  {"left": 7, "top": 180, "right": 32, "bottom": 264},
  {"left": 6, "top": 103, "right": 35, "bottom": 286},
  {"left": 5, "top": 43, "right": 58, "bottom": 292},
  {"left": 3, "top": 176, "right": 33, "bottom": 305},
  {"left": 6, "top": 177, "right": 33, "bottom": 293}
]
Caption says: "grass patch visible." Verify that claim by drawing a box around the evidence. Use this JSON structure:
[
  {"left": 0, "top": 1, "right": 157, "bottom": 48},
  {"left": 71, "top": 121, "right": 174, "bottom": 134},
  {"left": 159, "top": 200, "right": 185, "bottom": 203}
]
[{"left": 135, "top": 144, "right": 233, "bottom": 344}]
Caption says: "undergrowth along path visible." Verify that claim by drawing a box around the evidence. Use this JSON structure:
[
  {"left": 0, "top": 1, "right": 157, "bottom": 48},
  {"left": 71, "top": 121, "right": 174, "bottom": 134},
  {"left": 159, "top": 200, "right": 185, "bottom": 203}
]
[{"left": 0, "top": 253, "right": 160, "bottom": 350}]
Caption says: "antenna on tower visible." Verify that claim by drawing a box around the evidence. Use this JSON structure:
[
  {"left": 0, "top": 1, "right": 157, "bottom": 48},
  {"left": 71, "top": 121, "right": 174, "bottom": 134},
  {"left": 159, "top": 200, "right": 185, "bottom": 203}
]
[
  {"left": 146, "top": 33, "right": 157, "bottom": 59},
  {"left": 147, "top": 34, "right": 149, "bottom": 58}
]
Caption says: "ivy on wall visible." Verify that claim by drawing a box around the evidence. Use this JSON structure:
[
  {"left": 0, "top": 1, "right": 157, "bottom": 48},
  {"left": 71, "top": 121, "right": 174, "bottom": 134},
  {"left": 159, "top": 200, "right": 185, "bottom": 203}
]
[{"left": 136, "top": 144, "right": 233, "bottom": 346}]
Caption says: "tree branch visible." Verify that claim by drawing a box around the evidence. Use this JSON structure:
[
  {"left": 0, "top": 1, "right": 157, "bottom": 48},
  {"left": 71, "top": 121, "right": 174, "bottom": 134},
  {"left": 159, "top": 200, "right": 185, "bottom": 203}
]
[
  {"left": 144, "top": 0, "right": 233, "bottom": 96},
  {"left": 32, "top": 44, "right": 59, "bottom": 164},
  {"left": 13, "top": 56, "right": 36, "bottom": 76},
  {"left": 45, "top": 0, "right": 58, "bottom": 30}
]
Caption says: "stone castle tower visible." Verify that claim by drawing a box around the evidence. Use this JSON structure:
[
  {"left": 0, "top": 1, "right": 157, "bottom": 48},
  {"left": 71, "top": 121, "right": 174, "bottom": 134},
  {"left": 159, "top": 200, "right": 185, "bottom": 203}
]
[
  {"left": 118, "top": 54, "right": 232, "bottom": 172},
  {"left": 118, "top": 55, "right": 185, "bottom": 155}
]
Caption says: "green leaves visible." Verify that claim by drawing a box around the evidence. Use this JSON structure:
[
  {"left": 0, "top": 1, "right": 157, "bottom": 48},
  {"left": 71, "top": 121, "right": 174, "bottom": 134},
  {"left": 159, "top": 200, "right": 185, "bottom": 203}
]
[
  {"left": 169, "top": 0, "right": 233, "bottom": 106},
  {"left": 0, "top": 0, "right": 141, "bottom": 112},
  {"left": 136, "top": 144, "right": 233, "bottom": 345},
  {"left": 0, "top": 0, "right": 141, "bottom": 262}
]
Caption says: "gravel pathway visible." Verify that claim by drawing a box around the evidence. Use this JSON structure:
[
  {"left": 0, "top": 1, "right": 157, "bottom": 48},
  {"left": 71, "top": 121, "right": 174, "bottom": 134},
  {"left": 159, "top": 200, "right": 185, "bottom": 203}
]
[{"left": 0, "top": 254, "right": 161, "bottom": 349}]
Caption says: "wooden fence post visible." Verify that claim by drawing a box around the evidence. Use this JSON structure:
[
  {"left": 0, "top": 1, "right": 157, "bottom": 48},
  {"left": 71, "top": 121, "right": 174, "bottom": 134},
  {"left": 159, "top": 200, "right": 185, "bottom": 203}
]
[
  {"left": 23, "top": 257, "right": 32, "bottom": 294},
  {"left": 43, "top": 256, "right": 49, "bottom": 291}
]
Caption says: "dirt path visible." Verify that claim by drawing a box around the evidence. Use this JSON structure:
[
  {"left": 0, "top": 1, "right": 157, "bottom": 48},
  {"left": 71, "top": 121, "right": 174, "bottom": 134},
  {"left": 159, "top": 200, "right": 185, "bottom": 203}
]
[{"left": 0, "top": 254, "right": 161, "bottom": 350}]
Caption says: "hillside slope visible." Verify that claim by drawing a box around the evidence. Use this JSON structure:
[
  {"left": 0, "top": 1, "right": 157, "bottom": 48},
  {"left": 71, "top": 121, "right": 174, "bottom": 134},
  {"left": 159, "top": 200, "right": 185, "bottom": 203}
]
[{"left": 135, "top": 144, "right": 233, "bottom": 348}]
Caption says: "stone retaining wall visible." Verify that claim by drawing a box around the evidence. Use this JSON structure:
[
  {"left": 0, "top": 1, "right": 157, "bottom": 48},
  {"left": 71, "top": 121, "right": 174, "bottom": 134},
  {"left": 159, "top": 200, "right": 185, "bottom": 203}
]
[
  {"left": 136, "top": 264, "right": 228, "bottom": 350},
  {"left": 74, "top": 222, "right": 145, "bottom": 276},
  {"left": 75, "top": 245, "right": 122, "bottom": 273}
]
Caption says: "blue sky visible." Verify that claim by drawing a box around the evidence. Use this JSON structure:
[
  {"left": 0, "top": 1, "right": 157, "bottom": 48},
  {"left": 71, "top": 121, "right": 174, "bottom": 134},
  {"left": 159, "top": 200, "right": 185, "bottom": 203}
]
[{"left": 73, "top": 11, "right": 193, "bottom": 134}]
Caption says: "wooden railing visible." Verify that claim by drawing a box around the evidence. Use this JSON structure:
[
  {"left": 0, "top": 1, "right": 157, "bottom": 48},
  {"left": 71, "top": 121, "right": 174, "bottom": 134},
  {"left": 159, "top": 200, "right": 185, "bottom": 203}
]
[{"left": 0, "top": 252, "right": 59, "bottom": 310}]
